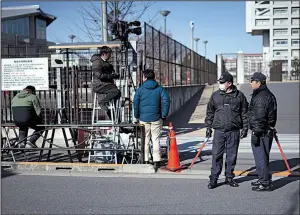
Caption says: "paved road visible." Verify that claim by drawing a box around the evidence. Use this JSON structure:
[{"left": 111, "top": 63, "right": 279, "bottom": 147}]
[{"left": 2, "top": 173, "right": 299, "bottom": 214}]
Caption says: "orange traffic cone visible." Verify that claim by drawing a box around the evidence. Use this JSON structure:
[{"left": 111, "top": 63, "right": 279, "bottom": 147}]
[{"left": 165, "top": 130, "right": 182, "bottom": 171}]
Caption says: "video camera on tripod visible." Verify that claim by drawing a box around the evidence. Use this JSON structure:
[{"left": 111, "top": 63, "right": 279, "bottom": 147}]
[{"left": 111, "top": 20, "right": 142, "bottom": 45}]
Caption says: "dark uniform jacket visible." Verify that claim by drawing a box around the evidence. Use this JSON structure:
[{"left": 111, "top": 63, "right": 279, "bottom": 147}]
[
  {"left": 248, "top": 84, "right": 277, "bottom": 135},
  {"left": 11, "top": 90, "right": 42, "bottom": 126},
  {"left": 205, "top": 85, "right": 249, "bottom": 132},
  {"left": 91, "top": 54, "right": 115, "bottom": 92}
]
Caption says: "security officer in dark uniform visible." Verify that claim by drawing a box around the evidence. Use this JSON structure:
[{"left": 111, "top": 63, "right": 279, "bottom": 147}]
[
  {"left": 205, "top": 72, "right": 249, "bottom": 189},
  {"left": 248, "top": 72, "right": 277, "bottom": 191}
]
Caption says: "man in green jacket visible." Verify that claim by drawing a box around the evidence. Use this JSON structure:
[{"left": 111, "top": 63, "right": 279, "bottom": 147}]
[{"left": 11, "top": 86, "right": 44, "bottom": 148}]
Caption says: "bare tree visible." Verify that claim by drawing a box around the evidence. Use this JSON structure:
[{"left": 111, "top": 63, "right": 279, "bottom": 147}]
[{"left": 68, "top": 1, "right": 156, "bottom": 42}]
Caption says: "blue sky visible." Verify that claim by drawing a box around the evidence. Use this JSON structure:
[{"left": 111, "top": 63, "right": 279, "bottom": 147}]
[{"left": 2, "top": 1, "right": 263, "bottom": 62}]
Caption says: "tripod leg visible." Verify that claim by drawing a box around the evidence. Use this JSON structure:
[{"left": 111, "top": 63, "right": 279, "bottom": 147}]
[
  {"left": 62, "top": 128, "right": 73, "bottom": 163},
  {"left": 46, "top": 129, "right": 56, "bottom": 161},
  {"left": 39, "top": 130, "right": 49, "bottom": 161}
]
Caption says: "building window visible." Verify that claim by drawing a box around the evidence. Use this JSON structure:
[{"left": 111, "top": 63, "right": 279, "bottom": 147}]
[
  {"left": 255, "top": 8, "right": 270, "bottom": 16},
  {"left": 274, "top": 8, "right": 288, "bottom": 15},
  {"left": 291, "top": 50, "right": 299, "bottom": 58},
  {"left": 255, "top": 19, "right": 270, "bottom": 26},
  {"left": 1, "top": 17, "right": 29, "bottom": 38},
  {"left": 36, "top": 18, "right": 46, "bottom": 40},
  {"left": 273, "top": 1, "right": 288, "bottom": 4},
  {"left": 274, "top": 39, "right": 288, "bottom": 46},
  {"left": 292, "top": 18, "right": 300, "bottom": 25},
  {"left": 273, "top": 50, "right": 288, "bottom": 57},
  {"left": 255, "top": 1, "right": 270, "bottom": 4},
  {"left": 274, "top": 18, "right": 288, "bottom": 25},
  {"left": 292, "top": 1, "right": 299, "bottom": 5},
  {"left": 273, "top": 28, "right": 288, "bottom": 36},
  {"left": 291, "top": 7, "right": 300, "bottom": 15},
  {"left": 292, "top": 40, "right": 300, "bottom": 46},
  {"left": 292, "top": 28, "right": 300, "bottom": 36}
]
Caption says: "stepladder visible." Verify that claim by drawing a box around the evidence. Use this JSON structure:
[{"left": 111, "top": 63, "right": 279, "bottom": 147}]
[{"left": 88, "top": 93, "right": 120, "bottom": 164}]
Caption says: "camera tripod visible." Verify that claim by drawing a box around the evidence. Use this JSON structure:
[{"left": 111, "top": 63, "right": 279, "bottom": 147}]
[{"left": 115, "top": 40, "right": 137, "bottom": 124}]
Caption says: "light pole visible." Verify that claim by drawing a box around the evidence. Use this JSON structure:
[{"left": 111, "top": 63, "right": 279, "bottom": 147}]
[
  {"left": 68, "top": 34, "right": 75, "bottom": 43},
  {"left": 159, "top": 10, "right": 171, "bottom": 35},
  {"left": 101, "top": 0, "right": 108, "bottom": 42},
  {"left": 190, "top": 21, "right": 194, "bottom": 51},
  {"left": 203, "top": 40, "right": 208, "bottom": 83},
  {"left": 203, "top": 40, "right": 208, "bottom": 58},
  {"left": 194, "top": 38, "right": 200, "bottom": 53}
]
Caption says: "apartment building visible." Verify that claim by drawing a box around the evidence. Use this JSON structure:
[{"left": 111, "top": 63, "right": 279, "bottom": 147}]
[
  {"left": 221, "top": 53, "right": 263, "bottom": 82},
  {"left": 246, "top": 1, "right": 300, "bottom": 80},
  {"left": 244, "top": 53, "right": 263, "bottom": 80},
  {"left": 223, "top": 57, "right": 237, "bottom": 82}
]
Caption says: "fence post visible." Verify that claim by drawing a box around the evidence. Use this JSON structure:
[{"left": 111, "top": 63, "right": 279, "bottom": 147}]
[{"left": 56, "top": 67, "right": 62, "bottom": 124}]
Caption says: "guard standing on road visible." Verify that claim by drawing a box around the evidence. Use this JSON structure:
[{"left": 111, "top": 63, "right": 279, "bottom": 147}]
[
  {"left": 248, "top": 72, "right": 277, "bottom": 191},
  {"left": 205, "top": 72, "right": 249, "bottom": 189}
]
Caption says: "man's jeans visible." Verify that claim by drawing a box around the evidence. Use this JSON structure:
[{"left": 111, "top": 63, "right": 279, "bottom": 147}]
[
  {"left": 140, "top": 119, "right": 163, "bottom": 162},
  {"left": 19, "top": 124, "right": 45, "bottom": 145}
]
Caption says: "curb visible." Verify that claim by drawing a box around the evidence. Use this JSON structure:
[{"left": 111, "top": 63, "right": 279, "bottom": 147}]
[
  {"left": 1, "top": 162, "right": 299, "bottom": 177},
  {"left": 1, "top": 162, "right": 155, "bottom": 174}
]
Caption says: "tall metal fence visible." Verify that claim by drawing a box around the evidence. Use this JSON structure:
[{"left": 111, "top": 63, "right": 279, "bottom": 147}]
[
  {"left": 1, "top": 45, "right": 122, "bottom": 125},
  {"left": 1, "top": 23, "right": 218, "bottom": 124},
  {"left": 142, "top": 23, "right": 217, "bottom": 86}
]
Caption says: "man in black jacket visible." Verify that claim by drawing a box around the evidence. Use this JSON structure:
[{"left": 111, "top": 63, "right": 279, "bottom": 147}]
[
  {"left": 91, "top": 46, "right": 121, "bottom": 113},
  {"left": 248, "top": 72, "right": 277, "bottom": 191},
  {"left": 205, "top": 72, "right": 248, "bottom": 189}
]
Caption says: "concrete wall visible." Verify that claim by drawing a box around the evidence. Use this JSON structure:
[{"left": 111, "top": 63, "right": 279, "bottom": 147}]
[{"left": 165, "top": 85, "right": 205, "bottom": 118}]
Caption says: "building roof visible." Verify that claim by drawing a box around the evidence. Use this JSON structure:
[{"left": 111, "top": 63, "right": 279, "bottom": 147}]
[
  {"left": 48, "top": 41, "right": 122, "bottom": 50},
  {"left": 244, "top": 53, "right": 263, "bottom": 56},
  {"left": 1, "top": 5, "right": 56, "bottom": 26}
]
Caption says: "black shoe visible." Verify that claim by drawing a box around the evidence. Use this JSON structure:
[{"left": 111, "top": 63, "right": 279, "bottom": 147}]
[
  {"left": 252, "top": 184, "right": 273, "bottom": 191},
  {"left": 225, "top": 178, "right": 239, "bottom": 187},
  {"left": 19, "top": 143, "right": 26, "bottom": 148},
  {"left": 153, "top": 162, "right": 160, "bottom": 172},
  {"left": 208, "top": 181, "right": 218, "bottom": 189},
  {"left": 26, "top": 141, "right": 38, "bottom": 148},
  {"left": 251, "top": 180, "right": 261, "bottom": 187}
]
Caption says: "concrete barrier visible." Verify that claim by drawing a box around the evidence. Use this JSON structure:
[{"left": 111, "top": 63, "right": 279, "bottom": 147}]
[
  {"left": 1, "top": 162, "right": 156, "bottom": 174},
  {"left": 165, "top": 85, "right": 205, "bottom": 117}
]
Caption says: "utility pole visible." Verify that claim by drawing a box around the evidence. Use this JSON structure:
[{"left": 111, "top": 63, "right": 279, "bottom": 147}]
[
  {"left": 101, "top": 1, "right": 108, "bottom": 42},
  {"left": 190, "top": 21, "right": 194, "bottom": 51},
  {"left": 194, "top": 38, "right": 200, "bottom": 53},
  {"left": 160, "top": 10, "right": 171, "bottom": 35},
  {"left": 203, "top": 40, "right": 208, "bottom": 58},
  {"left": 68, "top": 34, "right": 75, "bottom": 43}
]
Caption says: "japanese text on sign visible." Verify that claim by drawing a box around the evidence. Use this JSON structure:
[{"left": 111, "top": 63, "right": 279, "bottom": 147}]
[{"left": 1, "top": 57, "right": 49, "bottom": 91}]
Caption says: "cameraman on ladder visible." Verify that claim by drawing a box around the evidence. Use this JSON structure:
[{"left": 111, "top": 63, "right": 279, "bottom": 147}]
[{"left": 91, "top": 46, "right": 121, "bottom": 119}]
